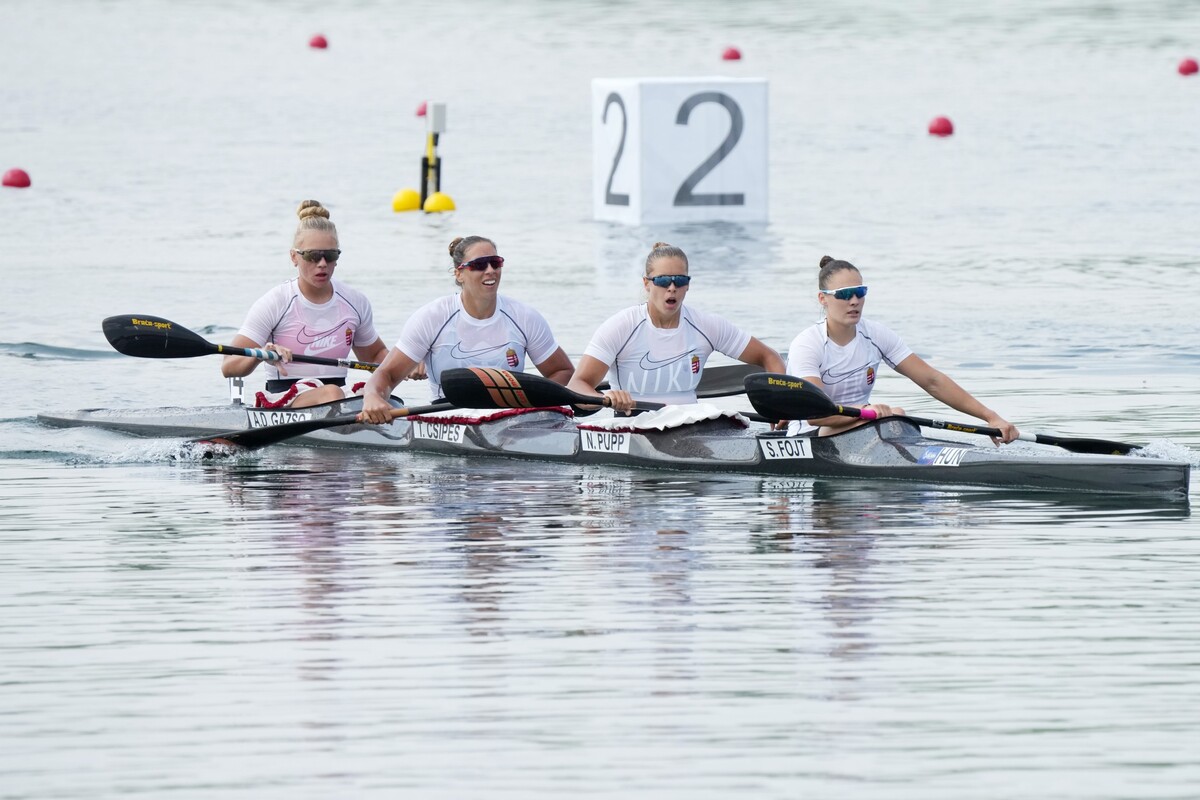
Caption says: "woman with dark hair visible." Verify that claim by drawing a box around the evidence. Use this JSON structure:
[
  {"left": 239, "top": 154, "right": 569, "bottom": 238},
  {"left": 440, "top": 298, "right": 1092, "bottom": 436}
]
[
  {"left": 359, "top": 235, "right": 573, "bottom": 422},
  {"left": 785, "top": 255, "right": 1019, "bottom": 442}
]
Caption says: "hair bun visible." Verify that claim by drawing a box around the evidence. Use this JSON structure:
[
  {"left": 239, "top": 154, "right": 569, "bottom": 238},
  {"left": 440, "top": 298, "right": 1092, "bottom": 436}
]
[
  {"left": 448, "top": 237, "right": 465, "bottom": 257},
  {"left": 296, "top": 199, "right": 330, "bottom": 221},
  {"left": 819, "top": 255, "right": 835, "bottom": 268},
  {"left": 652, "top": 241, "right": 672, "bottom": 249}
]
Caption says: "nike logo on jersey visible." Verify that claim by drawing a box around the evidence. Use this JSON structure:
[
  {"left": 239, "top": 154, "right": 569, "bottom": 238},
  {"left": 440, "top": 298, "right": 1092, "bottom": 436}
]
[
  {"left": 638, "top": 351, "right": 693, "bottom": 370},
  {"left": 296, "top": 320, "right": 354, "bottom": 346},
  {"left": 449, "top": 342, "right": 520, "bottom": 360}
]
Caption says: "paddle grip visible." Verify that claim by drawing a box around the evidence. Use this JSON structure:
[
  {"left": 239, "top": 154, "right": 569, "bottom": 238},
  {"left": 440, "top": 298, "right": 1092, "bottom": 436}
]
[
  {"left": 856, "top": 406, "right": 878, "bottom": 420},
  {"left": 216, "top": 344, "right": 284, "bottom": 363},
  {"left": 242, "top": 347, "right": 284, "bottom": 363}
]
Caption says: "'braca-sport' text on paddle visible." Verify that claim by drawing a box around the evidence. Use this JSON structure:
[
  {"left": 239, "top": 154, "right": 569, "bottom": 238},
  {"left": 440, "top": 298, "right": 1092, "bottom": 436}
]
[
  {"left": 195, "top": 402, "right": 455, "bottom": 451},
  {"left": 441, "top": 367, "right": 665, "bottom": 412},
  {"left": 744, "top": 373, "right": 1142, "bottom": 456},
  {"left": 102, "top": 314, "right": 381, "bottom": 372}
]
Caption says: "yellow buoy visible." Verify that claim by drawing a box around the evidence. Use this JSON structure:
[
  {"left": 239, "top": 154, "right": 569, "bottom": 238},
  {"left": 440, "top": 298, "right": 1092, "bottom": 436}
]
[
  {"left": 423, "top": 191, "right": 456, "bottom": 213},
  {"left": 392, "top": 188, "right": 421, "bottom": 213}
]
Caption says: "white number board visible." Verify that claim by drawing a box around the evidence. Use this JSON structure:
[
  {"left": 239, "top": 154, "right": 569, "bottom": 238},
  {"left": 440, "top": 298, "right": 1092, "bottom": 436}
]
[{"left": 592, "top": 77, "right": 768, "bottom": 224}]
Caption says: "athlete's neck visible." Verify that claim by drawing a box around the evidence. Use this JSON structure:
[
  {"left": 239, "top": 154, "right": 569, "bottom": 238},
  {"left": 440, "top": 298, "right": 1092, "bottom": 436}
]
[
  {"left": 462, "top": 293, "right": 497, "bottom": 320},
  {"left": 825, "top": 318, "right": 856, "bottom": 346},
  {"left": 648, "top": 305, "right": 681, "bottom": 329},
  {"left": 298, "top": 280, "right": 334, "bottom": 304}
]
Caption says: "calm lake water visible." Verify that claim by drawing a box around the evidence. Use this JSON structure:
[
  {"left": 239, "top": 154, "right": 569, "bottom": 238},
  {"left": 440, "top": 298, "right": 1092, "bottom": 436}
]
[{"left": 3, "top": 1, "right": 1199, "bottom": 797}]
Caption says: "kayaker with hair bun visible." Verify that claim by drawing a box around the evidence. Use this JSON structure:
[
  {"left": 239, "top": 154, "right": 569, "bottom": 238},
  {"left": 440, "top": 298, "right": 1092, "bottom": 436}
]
[
  {"left": 785, "top": 255, "right": 1019, "bottom": 443},
  {"left": 359, "top": 235, "right": 574, "bottom": 422},
  {"left": 221, "top": 199, "right": 389, "bottom": 408},
  {"left": 567, "top": 241, "right": 785, "bottom": 413}
]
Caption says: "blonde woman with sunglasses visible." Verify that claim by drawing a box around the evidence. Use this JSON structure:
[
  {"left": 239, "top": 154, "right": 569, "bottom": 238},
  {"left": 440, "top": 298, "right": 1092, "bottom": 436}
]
[
  {"left": 567, "top": 242, "right": 785, "bottom": 413},
  {"left": 221, "top": 200, "right": 388, "bottom": 409},
  {"left": 784, "top": 255, "right": 1019, "bottom": 442},
  {"left": 359, "top": 235, "right": 574, "bottom": 422}
]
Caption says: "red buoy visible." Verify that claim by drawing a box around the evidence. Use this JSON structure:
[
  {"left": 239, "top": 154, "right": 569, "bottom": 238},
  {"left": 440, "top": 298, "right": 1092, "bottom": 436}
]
[
  {"left": 1179, "top": 58, "right": 1199, "bottom": 76},
  {"left": 721, "top": 46, "right": 742, "bottom": 61},
  {"left": 309, "top": 34, "right": 328, "bottom": 49},
  {"left": 416, "top": 101, "right": 427, "bottom": 117},
  {"left": 2, "top": 168, "right": 31, "bottom": 188},
  {"left": 928, "top": 116, "right": 954, "bottom": 137}
]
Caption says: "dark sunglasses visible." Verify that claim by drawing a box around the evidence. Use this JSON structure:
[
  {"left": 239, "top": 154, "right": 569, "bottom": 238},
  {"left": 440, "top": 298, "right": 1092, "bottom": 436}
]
[
  {"left": 458, "top": 255, "right": 505, "bottom": 271},
  {"left": 647, "top": 274, "right": 691, "bottom": 288},
  {"left": 295, "top": 249, "right": 341, "bottom": 264},
  {"left": 820, "top": 285, "right": 868, "bottom": 301}
]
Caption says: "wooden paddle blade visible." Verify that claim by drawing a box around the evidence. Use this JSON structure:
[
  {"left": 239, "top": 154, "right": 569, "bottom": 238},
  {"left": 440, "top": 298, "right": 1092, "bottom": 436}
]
[
  {"left": 196, "top": 402, "right": 455, "bottom": 451},
  {"left": 103, "top": 314, "right": 216, "bottom": 359},
  {"left": 744, "top": 373, "right": 845, "bottom": 420},
  {"left": 441, "top": 367, "right": 590, "bottom": 408}
]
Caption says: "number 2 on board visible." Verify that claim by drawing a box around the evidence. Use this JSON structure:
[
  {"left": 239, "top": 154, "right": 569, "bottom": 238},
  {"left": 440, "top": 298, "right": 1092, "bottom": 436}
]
[{"left": 592, "top": 78, "right": 767, "bottom": 224}]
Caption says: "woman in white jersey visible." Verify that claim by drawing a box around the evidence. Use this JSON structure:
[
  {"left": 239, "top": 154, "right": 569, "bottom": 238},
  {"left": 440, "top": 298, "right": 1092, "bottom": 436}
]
[
  {"left": 785, "top": 255, "right": 1019, "bottom": 442},
  {"left": 567, "top": 242, "right": 785, "bottom": 413},
  {"left": 359, "top": 235, "right": 575, "bottom": 422},
  {"left": 221, "top": 200, "right": 388, "bottom": 409}
]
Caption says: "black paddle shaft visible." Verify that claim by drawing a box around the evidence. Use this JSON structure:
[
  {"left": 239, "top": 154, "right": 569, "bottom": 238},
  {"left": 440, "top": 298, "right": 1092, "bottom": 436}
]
[
  {"left": 102, "top": 314, "right": 379, "bottom": 371},
  {"left": 743, "top": 372, "right": 1140, "bottom": 456}
]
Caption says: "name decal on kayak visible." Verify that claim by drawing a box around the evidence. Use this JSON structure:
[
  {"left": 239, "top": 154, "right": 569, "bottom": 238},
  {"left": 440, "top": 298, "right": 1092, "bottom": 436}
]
[
  {"left": 758, "top": 437, "right": 813, "bottom": 460},
  {"left": 580, "top": 430, "right": 631, "bottom": 454},
  {"left": 919, "top": 446, "right": 968, "bottom": 466},
  {"left": 413, "top": 421, "right": 465, "bottom": 443},
  {"left": 246, "top": 409, "right": 313, "bottom": 428}
]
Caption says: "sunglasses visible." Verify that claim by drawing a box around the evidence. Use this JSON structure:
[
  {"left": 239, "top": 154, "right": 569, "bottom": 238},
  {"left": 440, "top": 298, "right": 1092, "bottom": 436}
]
[
  {"left": 647, "top": 274, "right": 691, "bottom": 288},
  {"left": 458, "top": 255, "right": 505, "bottom": 271},
  {"left": 295, "top": 249, "right": 341, "bottom": 264},
  {"left": 819, "top": 285, "right": 868, "bottom": 301}
]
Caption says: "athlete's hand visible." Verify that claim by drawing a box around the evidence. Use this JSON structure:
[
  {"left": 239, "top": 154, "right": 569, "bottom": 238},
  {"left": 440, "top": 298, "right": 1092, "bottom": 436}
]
[
  {"left": 984, "top": 414, "right": 1020, "bottom": 446},
  {"left": 358, "top": 393, "right": 394, "bottom": 425},
  {"left": 862, "top": 403, "right": 902, "bottom": 419},
  {"left": 603, "top": 389, "right": 636, "bottom": 415},
  {"left": 264, "top": 342, "right": 293, "bottom": 376}
]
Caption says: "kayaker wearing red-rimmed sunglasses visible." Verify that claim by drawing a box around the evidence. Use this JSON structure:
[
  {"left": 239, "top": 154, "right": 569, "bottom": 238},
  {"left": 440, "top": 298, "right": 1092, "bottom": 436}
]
[{"left": 360, "top": 235, "right": 575, "bottom": 423}]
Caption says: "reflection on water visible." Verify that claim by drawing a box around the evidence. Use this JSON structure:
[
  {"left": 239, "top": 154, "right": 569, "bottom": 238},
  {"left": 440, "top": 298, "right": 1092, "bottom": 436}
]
[
  {"left": 2, "top": 447, "right": 1199, "bottom": 797},
  {"left": 4, "top": 0, "right": 1200, "bottom": 793}
]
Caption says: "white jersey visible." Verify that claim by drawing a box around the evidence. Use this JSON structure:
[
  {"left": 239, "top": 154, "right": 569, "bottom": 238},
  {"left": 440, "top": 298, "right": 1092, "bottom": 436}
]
[
  {"left": 237, "top": 279, "right": 380, "bottom": 381},
  {"left": 395, "top": 294, "right": 561, "bottom": 399},
  {"left": 583, "top": 304, "right": 751, "bottom": 405},
  {"left": 785, "top": 318, "right": 913, "bottom": 434}
]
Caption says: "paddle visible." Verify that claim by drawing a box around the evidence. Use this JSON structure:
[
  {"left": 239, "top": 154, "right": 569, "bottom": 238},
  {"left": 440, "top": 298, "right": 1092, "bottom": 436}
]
[
  {"left": 744, "top": 373, "right": 1142, "bottom": 456},
  {"left": 441, "top": 367, "right": 665, "bottom": 412},
  {"left": 194, "top": 402, "right": 455, "bottom": 450},
  {"left": 102, "top": 314, "right": 381, "bottom": 372},
  {"left": 649, "top": 362, "right": 761, "bottom": 399}
]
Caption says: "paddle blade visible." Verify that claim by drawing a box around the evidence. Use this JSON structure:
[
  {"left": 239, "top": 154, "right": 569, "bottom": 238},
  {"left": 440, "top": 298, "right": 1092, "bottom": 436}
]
[
  {"left": 1030, "top": 433, "right": 1139, "bottom": 456},
  {"left": 196, "top": 402, "right": 455, "bottom": 451},
  {"left": 696, "top": 363, "right": 761, "bottom": 398},
  {"left": 103, "top": 314, "right": 216, "bottom": 359},
  {"left": 441, "top": 367, "right": 582, "bottom": 409},
  {"left": 744, "top": 373, "right": 846, "bottom": 420},
  {"left": 200, "top": 414, "right": 360, "bottom": 449}
]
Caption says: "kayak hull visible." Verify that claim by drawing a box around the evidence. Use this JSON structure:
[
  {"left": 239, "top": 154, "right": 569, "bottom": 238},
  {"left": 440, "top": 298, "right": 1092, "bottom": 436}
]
[{"left": 37, "top": 399, "right": 1192, "bottom": 499}]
